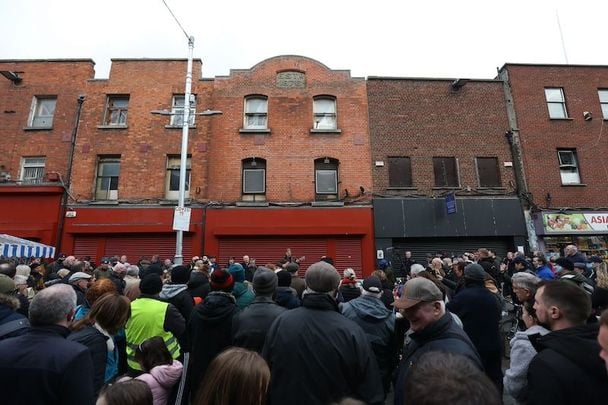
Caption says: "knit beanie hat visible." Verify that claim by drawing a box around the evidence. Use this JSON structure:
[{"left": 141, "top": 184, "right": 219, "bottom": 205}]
[
  {"left": 276, "top": 270, "right": 292, "bottom": 287},
  {"left": 253, "top": 268, "right": 278, "bottom": 295},
  {"left": 228, "top": 263, "right": 246, "bottom": 283},
  {"left": 171, "top": 265, "right": 190, "bottom": 284},
  {"left": 0, "top": 274, "right": 15, "bottom": 294},
  {"left": 139, "top": 274, "right": 163, "bottom": 295},
  {"left": 210, "top": 268, "right": 235, "bottom": 291}
]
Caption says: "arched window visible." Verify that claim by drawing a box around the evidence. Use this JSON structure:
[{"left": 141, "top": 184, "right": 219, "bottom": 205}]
[
  {"left": 244, "top": 96, "right": 268, "bottom": 130},
  {"left": 242, "top": 157, "right": 266, "bottom": 201},
  {"left": 314, "top": 157, "right": 339, "bottom": 200}
]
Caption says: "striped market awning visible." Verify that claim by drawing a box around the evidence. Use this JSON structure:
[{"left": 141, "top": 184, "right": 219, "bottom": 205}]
[{"left": 0, "top": 234, "right": 56, "bottom": 258}]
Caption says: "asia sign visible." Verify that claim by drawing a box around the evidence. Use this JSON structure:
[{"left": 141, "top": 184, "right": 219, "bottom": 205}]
[{"left": 542, "top": 212, "right": 608, "bottom": 233}]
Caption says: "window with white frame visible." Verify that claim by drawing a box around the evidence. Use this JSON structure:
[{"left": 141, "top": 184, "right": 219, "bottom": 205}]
[
  {"left": 557, "top": 149, "right": 581, "bottom": 185},
  {"left": 165, "top": 156, "right": 191, "bottom": 200},
  {"left": 314, "top": 158, "right": 338, "bottom": 199},
  {"left": 545, "top": 88, "right": 568, "bottom": 119},
  {"left": 243, "top": 96, "right": 268, "bottom": 130},
  {"left": 95, "top": 157, "right": 121, "bottom": 200},
  {"left": 20, "top": 157, "right": 46, "bottom": 184},
  {"left": 28, "top": 97, "right": 56, "bottom": 128},
  {"left": 170, "top": 95, "right": 196, "bottom": 126},
  {"left": 598, "top": 90, "right": 608, "bottom": 119},
  {"left": 242, "top": 158, "right": 266, "bottom": 201},
  {"left": 313, "top": 97, "right": 337, "bottom": 130},
  {"left": 103, "top": 95, "right": 129, "bottom": 125}
]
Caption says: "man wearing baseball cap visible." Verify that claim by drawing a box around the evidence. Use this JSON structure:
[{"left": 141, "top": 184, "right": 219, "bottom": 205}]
[{"left": 393, "top": 277, "right": 481, "bottom": 405}]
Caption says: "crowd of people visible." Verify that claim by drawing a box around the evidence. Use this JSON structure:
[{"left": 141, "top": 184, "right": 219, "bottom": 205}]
[{"left": 0, "top": 244, "right": 606, "bottom": 405}]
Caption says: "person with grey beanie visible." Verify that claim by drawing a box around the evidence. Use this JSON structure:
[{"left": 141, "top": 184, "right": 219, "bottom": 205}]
[
  {"left": 231, "top": 267, "right": 286, "bottom": 353},
  {"left": 263, "top": 261, "right": 384, "bottom": 404}
]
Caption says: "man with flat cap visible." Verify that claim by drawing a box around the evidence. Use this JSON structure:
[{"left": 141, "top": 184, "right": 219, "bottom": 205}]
[
  {"left": 393, "top": 277, "right": 481, "bottom": 405},
  {"left": 263, "top": 261, "right": 384, "bottom": 405}
]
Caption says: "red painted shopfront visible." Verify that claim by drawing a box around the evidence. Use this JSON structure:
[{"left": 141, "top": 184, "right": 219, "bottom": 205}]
[
  {"left": 204, "top": 206, "right": 375, "bottom": 278},
  {"left": 61, "top": 206, "right": 205, "bottom": 264},
  {"left": 0, "top": 185, "right": 64, "bottom": 246}
]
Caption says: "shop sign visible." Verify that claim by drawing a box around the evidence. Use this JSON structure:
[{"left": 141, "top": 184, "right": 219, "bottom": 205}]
[{"left": 543, "top": 212, "right": 608, "bottom": 233}]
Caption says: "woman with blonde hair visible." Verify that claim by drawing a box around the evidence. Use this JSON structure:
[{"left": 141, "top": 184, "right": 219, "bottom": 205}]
[{"left": 195, "top": 347, "right": 270, "bottom": 405}]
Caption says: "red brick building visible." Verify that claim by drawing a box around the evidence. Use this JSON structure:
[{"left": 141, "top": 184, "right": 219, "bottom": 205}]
[
  {"left": 499, "top": 64, "right": 608, "bottom": 258},
  {"left": 0, "top": 60, "right": 94, "bottom": 248},
  {"left": 367, "top": 77, "right": 528, "bottom": 269}
]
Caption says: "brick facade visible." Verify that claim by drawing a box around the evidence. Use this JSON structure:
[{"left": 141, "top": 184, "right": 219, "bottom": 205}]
[
  {"left": 367, "top": 78, "right": 515, "bottom": 196},
  {"left": 502, "top": 64, "right": 608, "bottom": 210}
]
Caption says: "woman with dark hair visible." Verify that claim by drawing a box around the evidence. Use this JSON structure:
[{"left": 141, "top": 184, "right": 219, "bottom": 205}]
[
  {"left": 69, "top": 293, "right": 131, "bottom": 394},
  {"left": 195, "top": 347, "right": 270, "bottom": 405},
  {"left": 96, "top": 379, "right": 153, "bottom": 405},
  {"left": 503, "top": 299, "right": 549, "bottom": 404},
  {"left": 120, "top": 336, "right": 183, "bottom": 405}
]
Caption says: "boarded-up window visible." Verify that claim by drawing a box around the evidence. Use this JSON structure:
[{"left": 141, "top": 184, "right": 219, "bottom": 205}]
[
  {"left": 476, "top": 157, "right": 501, "bottom": 187},
  {"left": 433, "top": 157, "right": 459, "bottom": 187},
  {"left": 388, "top": 157, "right": 412, "bottom": 187}
]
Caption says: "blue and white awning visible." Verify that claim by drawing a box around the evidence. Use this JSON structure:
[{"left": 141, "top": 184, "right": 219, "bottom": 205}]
[{"left": 0, "top": 234, "right": 56, "bottom": 258}]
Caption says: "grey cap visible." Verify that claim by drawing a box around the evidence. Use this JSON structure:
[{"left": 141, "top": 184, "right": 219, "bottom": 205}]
[
  {"left": 464, "top": 263, "right": 486, "bottom": 281},
  {"left": 253, "top": 268, "right": 278, "bottom": 296},
  {"left": 285, "top": 262, "right": 299, "bottom": 273},
  {"left": 69, "top": 272, "right": 92, "bottom": 283},
  {"left": 305, "top": 261, "right": 340, "bottom": 293}
]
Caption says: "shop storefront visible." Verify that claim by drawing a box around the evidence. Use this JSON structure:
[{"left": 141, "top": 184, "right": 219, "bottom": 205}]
[
  {"left": 535, "top": 211, "right": 608, "bottom": 260},
  {"left": 374, "top": 197, "right": 528, "bottom": 273}
]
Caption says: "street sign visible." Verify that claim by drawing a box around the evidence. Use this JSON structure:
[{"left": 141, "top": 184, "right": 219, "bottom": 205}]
[
  {"left": 172, "top": 207, "right": 191, "bottom": 231},
  {"left": 446, "top": 193, "right": 457, "bottom": 214}
]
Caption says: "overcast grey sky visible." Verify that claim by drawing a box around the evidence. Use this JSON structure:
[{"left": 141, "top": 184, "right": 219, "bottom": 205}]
[{"left": 1, "top": 0, "right": 607, "bottom": 80}]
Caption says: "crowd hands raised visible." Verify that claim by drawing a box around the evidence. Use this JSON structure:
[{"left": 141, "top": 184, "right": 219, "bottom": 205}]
[{"left": 0, "top": 245, "right": 607, "bottom": 404}]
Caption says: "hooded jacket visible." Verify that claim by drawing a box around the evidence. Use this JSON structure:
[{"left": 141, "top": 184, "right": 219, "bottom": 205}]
[
  {"left": 160, "top": 283, "right": 194, "bottom": 323},
  {"left": 188, "top": 291, "right": 239, "bottom": 399},
  {"left": 275, "top": 286, "right": 301, "bottom": 309},
  {"left": 187, "top": 271, "right": 210, "bottom": 301},
  {"left": 503, "top": 324, "right": 550, "bottom": 403},
  {"left": 136, "top": 360, "right": 183, "bottom": 405},
  {"left": 527, "top": 323, "right": 608, "bottom": 405},
  {"left": 232, "top": 282, "right": 255, "bottom": 309},
  {"left": 263, "top": 293, "right": 384, "bottom": 405},
  {"left": 341, "top": 295, "right": 396, "bottom": 394}
]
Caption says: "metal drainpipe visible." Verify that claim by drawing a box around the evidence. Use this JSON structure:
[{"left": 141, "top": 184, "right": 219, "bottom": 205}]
[{"left": 54, "top": 95, "right": 85, "bottom": 257}]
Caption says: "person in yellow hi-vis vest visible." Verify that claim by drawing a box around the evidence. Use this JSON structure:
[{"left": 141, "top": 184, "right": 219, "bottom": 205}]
[{"left": 125, "top": 274, "right": 185, "bottom": 375}]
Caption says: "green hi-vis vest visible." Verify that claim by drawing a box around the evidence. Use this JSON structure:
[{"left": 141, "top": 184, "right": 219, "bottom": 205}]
[{"left": 126, "top": 298, "right": 181, "bottom": 370}]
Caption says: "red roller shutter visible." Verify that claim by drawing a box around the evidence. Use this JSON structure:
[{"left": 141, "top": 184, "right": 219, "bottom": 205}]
[
  {"left": 104, "top": 234, "right": 193, "bottom": 264},
  {"left": 334, "top": 238, "right": 363, "bottom": 278},
  {"left": 74, "top": 236, "right": 102, "bottom": 264},
  {"left": 219, "top": 237, "right": 328, "bottom": 277}
]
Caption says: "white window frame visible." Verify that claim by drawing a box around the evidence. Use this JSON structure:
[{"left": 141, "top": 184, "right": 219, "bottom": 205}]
[
  {"left": 28, "top": 97, "right": 56, "bottom": 128},
  {"left": 170, "top": 95, "right": 196, "bottom": 126},
  {"left": 313, "top": 97, "right": 337, "bottom": 130},
  {"left": 95, "top": 158, "right": 121, "bottom": 200},
  {"left": 557, "top": 150, "right": 581, "bottom": 185},
  {"left": 20, "top": 157, "right": 46, "bottom": 184},
  {"left": 165, "top": 156, "right": 191, "bottom": 200},
  {"left": 243, "top": 96, "right": 268, "bottom": 129},
  {"left": 104, "top": 96, "right": 129, "bottom": 125},
  {"left": 598, "top": 90, "right": 608, "bottom": 119},
  {"left": 545, "top": 88, "right": 568, "bottom": 119}
]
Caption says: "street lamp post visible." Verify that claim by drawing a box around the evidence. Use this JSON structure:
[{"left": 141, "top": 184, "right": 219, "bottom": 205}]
[{"left": 151, "top": 36, "right": 221, "bottom": 266}]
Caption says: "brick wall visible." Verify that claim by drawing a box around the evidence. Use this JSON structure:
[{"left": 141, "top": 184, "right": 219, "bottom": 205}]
[
  {"left": 504, "top": 64, "right": 608, "bottom": 209},
  {"left": 0, "top": 60, "right": 94, "bottom": 184},
  {"left": 367, "top": 78, "right": 515, "bottom": 196}
]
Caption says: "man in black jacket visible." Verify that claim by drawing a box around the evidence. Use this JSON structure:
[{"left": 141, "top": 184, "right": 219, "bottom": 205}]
[
  {"left": 527, "top": 280, "right": 608, "bottom": 405},
  {"left": 0, "top": 283, "right": 94, "bottom": 404},
  {"left": 393, "top": 277, "right": 482, "bottom": 405},
  {"left": 232, "top": 267, "right": 286, "bottom": 352},
  {"left": 263, "top": 261, "right": 384, "bottom": 405}
]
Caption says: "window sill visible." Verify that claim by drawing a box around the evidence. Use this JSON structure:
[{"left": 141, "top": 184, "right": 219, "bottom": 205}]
[
  {"left": 387, "top": 187, "right": 416, "bottom": 190},
  {"left": 236, "top": 201, "right": 269, "bottom": 207},
  {"left": 164, "top": 125, "right": 197, "bottom": 129},
  {"left": 97, "top": 125, "right": 128, "bottom": 130},
  {"left": 549, "top": 117, "right": 573, "bottom": 121},
  {"left": 432, "top": 187, "right": 461, "bottom": 190},
  {"left": 311, "top": 201, "right": 344, "bottom": 207},
  {"left": 159, "top": 199, "right": 191, "bottom": 205},
  {"left": 310, "top": 128, "right": 341, "bottom": 134},
  {"left": 561, "top": 183, "right": 586, "bottom": 187},
  {"left": 23, "top": 126, "right": 53, "bottom": 131},
  {"left": 477, "top": 187, "right": 507, "bottom": 190},
  {"left": 239, "top": 128, "right": 271, "bottom": 134},
  {"left": 89, "top": 200, "right": 119, "bottom": 205}
]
